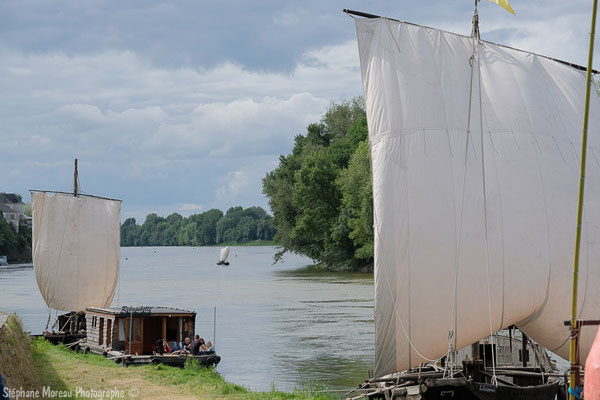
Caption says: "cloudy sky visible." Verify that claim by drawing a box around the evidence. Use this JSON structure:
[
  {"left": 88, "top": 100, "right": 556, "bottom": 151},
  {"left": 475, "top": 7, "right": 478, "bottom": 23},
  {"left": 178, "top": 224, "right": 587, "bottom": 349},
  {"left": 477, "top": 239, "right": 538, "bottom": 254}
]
[{"left": 1, "top": 0, "right": 599, "bottom": 222}]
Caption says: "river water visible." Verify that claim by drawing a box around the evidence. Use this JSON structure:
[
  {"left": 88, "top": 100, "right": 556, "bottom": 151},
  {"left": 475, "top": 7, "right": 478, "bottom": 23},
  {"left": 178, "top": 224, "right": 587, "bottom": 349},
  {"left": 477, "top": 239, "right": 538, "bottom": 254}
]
[{"left": 0, "top": 246, "right": 375, "bottom": 393}]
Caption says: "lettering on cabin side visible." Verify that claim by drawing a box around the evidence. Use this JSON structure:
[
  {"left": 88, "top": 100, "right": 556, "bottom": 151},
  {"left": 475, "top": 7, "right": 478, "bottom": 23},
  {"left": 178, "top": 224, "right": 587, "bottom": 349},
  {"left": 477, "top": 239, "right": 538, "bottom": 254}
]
[
  {"left": 478, "top": 385, "right": 496, "bottom": 393},
  {"left": 120, "top": 306, "right": 152, "bottom": 314}
]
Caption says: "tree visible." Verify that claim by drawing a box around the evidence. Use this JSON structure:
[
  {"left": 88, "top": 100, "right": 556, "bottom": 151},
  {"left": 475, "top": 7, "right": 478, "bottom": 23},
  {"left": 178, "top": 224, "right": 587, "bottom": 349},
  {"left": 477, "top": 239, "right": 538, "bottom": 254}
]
[
  {"left": 24, "top": 202, "right": 32, "bottom": 217},
  {"left": 120, "top": 207, "right": 273, "bottom": 247},
  {"left": 290, "top": 148, "right": 340, "bottom": 261},
  {"left": 120, "top": 218, "right": 138, "bottom": 246},
  {"left": 0, "top": 211, "right": 31, "bottom": 262},
  {"left": 262, "top": 97, "right": 373, "bottom": 270},
  {"left": 337, "top": 140, "right": 374, "bottom": 262},
  {"left": 0, "top": 215, "right": 17, "bottom": 257}
]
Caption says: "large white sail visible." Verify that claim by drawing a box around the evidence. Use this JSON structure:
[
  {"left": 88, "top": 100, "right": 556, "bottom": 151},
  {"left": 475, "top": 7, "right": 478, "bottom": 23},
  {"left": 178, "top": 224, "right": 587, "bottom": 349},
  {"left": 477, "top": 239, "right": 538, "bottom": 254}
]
[
  {"left": 32, "top": 192, "right": 121, "bottom": 312},
  {"left": 355, "top": 17, "right": 600, "bottom": 377}
]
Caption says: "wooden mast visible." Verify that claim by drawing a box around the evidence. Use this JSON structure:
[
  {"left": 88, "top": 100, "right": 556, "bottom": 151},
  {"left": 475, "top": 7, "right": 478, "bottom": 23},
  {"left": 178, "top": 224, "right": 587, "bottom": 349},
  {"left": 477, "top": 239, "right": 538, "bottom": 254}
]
[
  {"left": 569, "top": 0, "right": 599, "bottom": 398},
  {"left": 73, "top": 159, "right": 78, "bottom": 196}
]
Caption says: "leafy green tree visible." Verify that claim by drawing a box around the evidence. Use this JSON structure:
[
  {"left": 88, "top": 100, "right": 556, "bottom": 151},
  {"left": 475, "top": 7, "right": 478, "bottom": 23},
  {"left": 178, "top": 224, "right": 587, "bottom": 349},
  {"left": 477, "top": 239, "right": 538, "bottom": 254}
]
[
  {"left": 263, "top": 97, "right": 373, "bottom": 270},
  {"left": 0, "top": 211, "right": 31, "bottom": 262},
  {"left": 337, "top": 140, "right": 374, "bottom": 262},
  {"left": 24, "top": 202, "right": 32, "bottom": 217},
  {"left": 199, "top": 209, "right": 224, "bottom": 245},
  {"left": 322, "top": 97, "right": 366, "bottom": 141},
  {"left": 0, "top": 214, "right": 17, "bottom": 257},
  {"left": 290, "top": 148, "right": 340, "bottom": 261},
  {"left": 179, "top": 221, "right": 199, "bottom": 246}
]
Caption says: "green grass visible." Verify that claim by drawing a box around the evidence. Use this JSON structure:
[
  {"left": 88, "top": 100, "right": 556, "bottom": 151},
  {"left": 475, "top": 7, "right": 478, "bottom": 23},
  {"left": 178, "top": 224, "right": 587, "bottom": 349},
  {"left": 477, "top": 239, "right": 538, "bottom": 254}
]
[
  {"left": 30, "top": 339, "right": 337, "bottom": 399},
  {"left": 0, "top": 315, "right": 43, "bottom": 393}
]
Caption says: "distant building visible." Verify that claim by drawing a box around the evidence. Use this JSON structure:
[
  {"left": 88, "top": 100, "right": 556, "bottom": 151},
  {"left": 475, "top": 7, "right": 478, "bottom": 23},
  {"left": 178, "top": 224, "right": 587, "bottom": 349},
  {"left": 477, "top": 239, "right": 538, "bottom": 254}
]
[{"left": 0, "top": 193, "right": 25, "bottom": 233}]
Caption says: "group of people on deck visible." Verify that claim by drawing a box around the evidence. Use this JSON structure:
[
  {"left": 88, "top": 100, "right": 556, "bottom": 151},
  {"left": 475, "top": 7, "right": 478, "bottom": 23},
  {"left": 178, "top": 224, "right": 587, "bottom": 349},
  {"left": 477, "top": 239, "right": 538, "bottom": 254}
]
[{"left": 156, "top": 335, "right": 214, "bottom": 355}]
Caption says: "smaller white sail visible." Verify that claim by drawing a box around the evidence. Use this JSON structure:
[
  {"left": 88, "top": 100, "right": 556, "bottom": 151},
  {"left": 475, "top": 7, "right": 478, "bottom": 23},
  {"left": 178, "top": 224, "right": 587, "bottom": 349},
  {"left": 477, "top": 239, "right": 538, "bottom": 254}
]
[{"left": 219, "top": 247, "right": 230, "bottom": 263}]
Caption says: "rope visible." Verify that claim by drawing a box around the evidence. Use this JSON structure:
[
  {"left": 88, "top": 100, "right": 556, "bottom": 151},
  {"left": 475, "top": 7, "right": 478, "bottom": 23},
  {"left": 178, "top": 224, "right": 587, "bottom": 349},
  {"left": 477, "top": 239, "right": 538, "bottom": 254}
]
[
  {"left": 475, "top": 24, "right": 498, "bottom": 386},
  {"left": 445, "top": 3, "right": 479, "bottom": 374},
  {"left": 381, "top": 259, "right": 440, "bottom": 363},
  {"left": 45, "top": 309, "right": 51, "bottom": 332}
]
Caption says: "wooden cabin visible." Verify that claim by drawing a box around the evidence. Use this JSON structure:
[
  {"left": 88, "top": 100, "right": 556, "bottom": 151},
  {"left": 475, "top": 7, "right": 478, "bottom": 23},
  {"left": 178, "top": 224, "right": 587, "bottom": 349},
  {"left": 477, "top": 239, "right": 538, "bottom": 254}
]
[{"left": 84, "top": 306, "right": 196, "bottom": 356}]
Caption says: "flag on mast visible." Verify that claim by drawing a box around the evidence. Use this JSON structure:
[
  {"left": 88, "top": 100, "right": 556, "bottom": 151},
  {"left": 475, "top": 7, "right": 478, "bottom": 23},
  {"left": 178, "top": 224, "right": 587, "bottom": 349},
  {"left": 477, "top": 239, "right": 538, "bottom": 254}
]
[{"left": 487, "top": 0, "right": 515, "bottom": 14}]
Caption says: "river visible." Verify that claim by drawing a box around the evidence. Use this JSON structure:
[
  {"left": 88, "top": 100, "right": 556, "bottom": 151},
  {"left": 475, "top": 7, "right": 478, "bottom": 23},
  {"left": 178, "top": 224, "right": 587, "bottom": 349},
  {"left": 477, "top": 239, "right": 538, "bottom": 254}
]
[{"left": 0, "top": 246, "right": 375, "bottom": 394}]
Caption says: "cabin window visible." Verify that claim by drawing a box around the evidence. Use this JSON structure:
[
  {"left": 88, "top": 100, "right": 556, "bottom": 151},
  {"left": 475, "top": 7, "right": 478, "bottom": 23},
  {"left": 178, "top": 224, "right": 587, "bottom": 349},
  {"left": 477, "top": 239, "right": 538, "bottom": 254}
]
[
  {"left": 99, "top": 318, "right": 104, "bottom": 345},
  {"left": 106, "top": 319, "right": 112, "bottom": 346},
  {"left": 134, "top": 318, "right": 141, "bottom": 342},
  {"left": 118, "top": 319, "right": 125, "bottom": 341}
]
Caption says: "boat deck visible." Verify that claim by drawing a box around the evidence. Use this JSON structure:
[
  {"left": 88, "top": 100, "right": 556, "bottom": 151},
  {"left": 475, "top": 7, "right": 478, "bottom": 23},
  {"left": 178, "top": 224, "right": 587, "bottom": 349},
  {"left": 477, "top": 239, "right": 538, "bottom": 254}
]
[{"left": 85, "top": 345, "right": 221, "bottom": 367}]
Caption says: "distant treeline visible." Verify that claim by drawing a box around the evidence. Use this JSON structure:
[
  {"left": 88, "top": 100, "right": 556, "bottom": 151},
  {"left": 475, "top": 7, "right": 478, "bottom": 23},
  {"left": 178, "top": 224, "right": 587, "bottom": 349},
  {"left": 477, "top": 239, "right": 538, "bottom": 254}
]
[
  {"left": 0, "top": 215, "right": 32, "bottom": 263},
  {"left": 120, "top": 206, "right": 276, "bottom": 247}
]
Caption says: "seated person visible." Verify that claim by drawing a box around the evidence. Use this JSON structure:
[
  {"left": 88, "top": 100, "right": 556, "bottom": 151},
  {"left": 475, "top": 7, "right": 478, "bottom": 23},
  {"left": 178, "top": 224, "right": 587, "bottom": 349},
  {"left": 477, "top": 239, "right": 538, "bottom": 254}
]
[
  {"left": 154, "top": 339, "right": 164, "bottom": 355},
  {"left": 205, "top": 341, "right": 214, "bottom": 352},
  {"left": 162, "top": 338, "right": 172, "bottom": 354},
  {"left": 182, "top": 336, "right": 191, "bottom": 352},
  {"left": 171, "top": 341, "right": 180, "bottom": 351},
  {"left": 189, "top": 335, "right": 203, "bottom": 355},
  {"left": 198, "top": 338, "right": 206, "bottom": 351},
  {"left": 171, "top": 337, "right": 191, "bottom": 355}
]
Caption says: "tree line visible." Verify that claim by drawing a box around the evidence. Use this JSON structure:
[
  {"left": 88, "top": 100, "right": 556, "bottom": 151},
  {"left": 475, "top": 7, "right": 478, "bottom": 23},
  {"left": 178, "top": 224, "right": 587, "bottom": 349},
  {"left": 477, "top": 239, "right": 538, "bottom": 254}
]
[
  {"left": 120, "top": 206, "right": 276, "bottom": 247},
  {"left": 262, "top": 98, "right": 374, "bottom": 271},
  {"left": 0, "top": 214, "right": 32, "bottom": 262}
]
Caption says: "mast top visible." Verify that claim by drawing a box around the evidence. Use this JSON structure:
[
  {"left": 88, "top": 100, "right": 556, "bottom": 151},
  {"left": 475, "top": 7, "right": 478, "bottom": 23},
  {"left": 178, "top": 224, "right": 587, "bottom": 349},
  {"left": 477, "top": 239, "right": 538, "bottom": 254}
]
[
  {"left": 74, "top": 159, "right": 78, "bottom": 197},
  {"left": 472, "top": 0, "right": 480, "bottom": 40}
]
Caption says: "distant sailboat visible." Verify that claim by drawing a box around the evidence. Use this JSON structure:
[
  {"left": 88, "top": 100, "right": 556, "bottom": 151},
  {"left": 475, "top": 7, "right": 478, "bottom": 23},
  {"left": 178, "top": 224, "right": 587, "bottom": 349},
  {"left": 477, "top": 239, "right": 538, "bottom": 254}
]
[
  {"left": 217, "top": 246, "right": 230, "bottom": 266},
  {"left": 31, "top": 160, "right": 121, "bottom": 336}
]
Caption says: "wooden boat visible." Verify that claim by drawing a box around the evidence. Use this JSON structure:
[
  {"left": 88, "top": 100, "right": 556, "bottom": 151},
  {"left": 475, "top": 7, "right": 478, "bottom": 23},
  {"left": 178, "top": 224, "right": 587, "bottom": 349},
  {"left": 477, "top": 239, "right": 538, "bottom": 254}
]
[
  {"left": 31, "top": 162, "right": 221, "bottom": 368},
  {"left": 31, "top": 160, "right": 121, "bottom": 344},
  {"left": 79, "top": 306, "right": 221, "bottom": 367},
  {"left": 344, "top": 2, "right": 600, "bottom": 398}
]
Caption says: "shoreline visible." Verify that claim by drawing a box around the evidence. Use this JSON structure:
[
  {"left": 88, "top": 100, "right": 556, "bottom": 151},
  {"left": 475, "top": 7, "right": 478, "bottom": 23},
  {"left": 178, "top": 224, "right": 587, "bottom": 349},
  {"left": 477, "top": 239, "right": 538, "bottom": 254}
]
[
  {"left": 121, "top": 240, "right": 277, "bottom": 248},
  {"left": 0, "top": 314, "right": 338, "bottom": 400}
]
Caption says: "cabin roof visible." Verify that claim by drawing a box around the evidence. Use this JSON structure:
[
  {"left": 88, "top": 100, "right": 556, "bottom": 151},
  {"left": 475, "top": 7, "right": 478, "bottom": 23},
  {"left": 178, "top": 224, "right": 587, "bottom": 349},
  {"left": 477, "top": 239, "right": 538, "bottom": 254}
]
[{"left": 86, "top": 305, "right": 196, "bottom": 317}]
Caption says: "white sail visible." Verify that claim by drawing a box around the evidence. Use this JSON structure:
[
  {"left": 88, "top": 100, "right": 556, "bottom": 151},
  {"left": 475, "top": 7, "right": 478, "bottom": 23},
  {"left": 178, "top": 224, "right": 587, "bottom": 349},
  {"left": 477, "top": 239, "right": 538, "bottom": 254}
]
[
  {"left": 354, "top": 17, "right": 600, "bottom": 377},
  {"left": 219, "top": 246, "right": 230, "bottom": 263},
  {"left": 32, "top": 192, "right": 121, "bottom": 312}
]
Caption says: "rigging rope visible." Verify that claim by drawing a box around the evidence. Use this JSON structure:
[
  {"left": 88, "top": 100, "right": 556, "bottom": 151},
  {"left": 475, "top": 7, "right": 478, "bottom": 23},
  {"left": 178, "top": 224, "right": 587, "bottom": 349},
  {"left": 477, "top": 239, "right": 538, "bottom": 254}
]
[
  {"left": 445, "top": 3, "right": 479, "bottom": 376},
  {"left": 475, "top": 8, "right": 499, "bottom": 385}
]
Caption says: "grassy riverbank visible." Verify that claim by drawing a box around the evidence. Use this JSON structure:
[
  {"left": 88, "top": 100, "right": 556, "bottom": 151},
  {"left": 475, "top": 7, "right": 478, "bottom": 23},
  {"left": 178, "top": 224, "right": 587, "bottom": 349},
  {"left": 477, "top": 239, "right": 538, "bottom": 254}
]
[
  {"left": 0, "top": 314, "right": 43, "bottom": 393},
  {"left": 0, "top": 315, "right": 336, "bottom": 400}
]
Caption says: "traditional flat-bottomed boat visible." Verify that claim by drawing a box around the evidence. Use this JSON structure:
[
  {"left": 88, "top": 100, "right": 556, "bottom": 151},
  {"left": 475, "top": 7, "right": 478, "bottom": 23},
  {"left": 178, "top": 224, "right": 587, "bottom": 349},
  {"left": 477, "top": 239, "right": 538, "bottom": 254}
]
[{"left": 80, "top": 305, "right": 221, "bottom": 367}]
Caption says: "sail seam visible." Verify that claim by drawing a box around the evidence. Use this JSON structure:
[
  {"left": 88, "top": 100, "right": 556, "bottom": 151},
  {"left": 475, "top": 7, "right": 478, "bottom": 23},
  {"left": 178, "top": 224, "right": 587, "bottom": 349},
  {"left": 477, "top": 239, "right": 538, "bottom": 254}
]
[{"left": 485, "top": 133, "right": 506, "bottom": 331}]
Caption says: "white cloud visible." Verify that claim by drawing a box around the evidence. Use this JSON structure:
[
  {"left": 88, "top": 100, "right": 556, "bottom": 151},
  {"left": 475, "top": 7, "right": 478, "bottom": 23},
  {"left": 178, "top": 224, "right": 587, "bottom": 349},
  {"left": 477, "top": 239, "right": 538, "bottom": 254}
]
[
  {"left": 180, "top": 203, "right": 204, "bottom": 212},
  {"left": 0, "top": 37, "right": 363, "bottom": 217},
  {"left": 217, "top": 170, "right": 249, "bottom": 198},
  {"left": 2, "top": 0, "right": 598, "bottom": 223}
]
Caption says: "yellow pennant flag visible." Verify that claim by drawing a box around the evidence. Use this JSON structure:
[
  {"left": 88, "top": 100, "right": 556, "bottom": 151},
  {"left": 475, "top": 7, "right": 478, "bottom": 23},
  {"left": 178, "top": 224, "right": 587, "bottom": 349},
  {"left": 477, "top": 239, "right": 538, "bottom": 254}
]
[{"left": 487, "top": 0, "right": 516, "bottom": 15}]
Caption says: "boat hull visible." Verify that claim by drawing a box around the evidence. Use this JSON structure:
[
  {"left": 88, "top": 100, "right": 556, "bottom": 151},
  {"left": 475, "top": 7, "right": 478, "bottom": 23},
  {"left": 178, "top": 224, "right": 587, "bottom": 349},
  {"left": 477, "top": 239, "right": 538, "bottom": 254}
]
[{"left": 420, "top": 378, "right": 559, "bottom": 400}]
